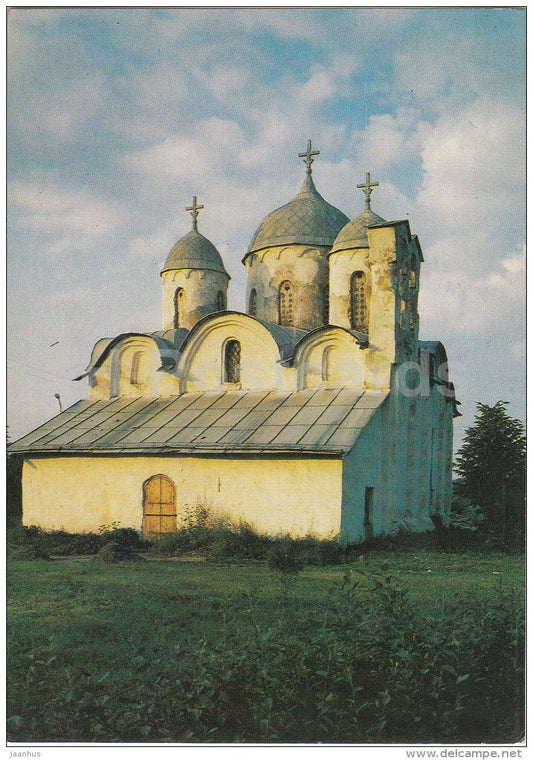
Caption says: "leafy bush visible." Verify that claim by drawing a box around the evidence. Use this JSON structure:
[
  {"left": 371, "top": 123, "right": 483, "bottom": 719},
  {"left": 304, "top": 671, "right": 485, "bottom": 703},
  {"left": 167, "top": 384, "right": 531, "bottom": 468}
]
[{"left": 7, "top": 524, "right": 149, "bottom": 558}]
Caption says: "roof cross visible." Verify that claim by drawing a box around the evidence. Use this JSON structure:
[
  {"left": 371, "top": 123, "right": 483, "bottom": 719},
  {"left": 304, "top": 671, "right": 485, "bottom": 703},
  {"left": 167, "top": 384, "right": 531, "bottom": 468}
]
[
  {"left": 357, "top": 172, "right": 379, "bottom": 210},
  {"left": 298, "top": 139, "right": 320, "bottom": 174},
  {"left": 186, "top": 195, "right": 204, "bottom": 231}
]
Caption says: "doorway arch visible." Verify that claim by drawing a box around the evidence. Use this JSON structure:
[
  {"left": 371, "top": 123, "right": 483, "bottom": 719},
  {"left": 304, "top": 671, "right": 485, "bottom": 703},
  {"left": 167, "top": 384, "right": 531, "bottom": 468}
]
[{"left": 143, "top": 474, "right": 176, "bottom": 536}]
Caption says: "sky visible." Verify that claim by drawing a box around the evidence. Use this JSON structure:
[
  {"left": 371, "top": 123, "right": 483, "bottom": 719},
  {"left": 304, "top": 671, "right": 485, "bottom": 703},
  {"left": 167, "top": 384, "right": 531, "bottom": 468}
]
[{"left": 7, "top": 6, "right": 526, "bottom": 455}]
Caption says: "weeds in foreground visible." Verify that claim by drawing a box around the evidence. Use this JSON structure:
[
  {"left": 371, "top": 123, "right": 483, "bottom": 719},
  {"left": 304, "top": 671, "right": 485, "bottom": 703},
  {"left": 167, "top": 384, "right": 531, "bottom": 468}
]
[{"left": 7, "top": 560, "right": 524, "bottom": 743}]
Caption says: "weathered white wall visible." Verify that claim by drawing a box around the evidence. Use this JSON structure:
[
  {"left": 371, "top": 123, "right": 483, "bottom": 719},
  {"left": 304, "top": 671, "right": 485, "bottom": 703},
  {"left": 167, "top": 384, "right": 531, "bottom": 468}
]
[
  {"left": 245, "top": 245, "right": 329, "bottom": 330},
  {"left": 90, "top": 336, "right": 180, "bottom": 400},
  {"left": 21, "top": 454, "right": 343, "bottom": 538},
  {"left": 340, "top": 368, "right": 454, "bottom": 543},
  {"left": 161, "top": 268, "right": 229, "bottom": 331}
]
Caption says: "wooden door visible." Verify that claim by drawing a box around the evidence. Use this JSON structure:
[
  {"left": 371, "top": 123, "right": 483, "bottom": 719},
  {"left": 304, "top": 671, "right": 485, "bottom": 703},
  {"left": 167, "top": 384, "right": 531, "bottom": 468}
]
[{"left": 143, "top": 475, "right": 176, "bottom": 536}]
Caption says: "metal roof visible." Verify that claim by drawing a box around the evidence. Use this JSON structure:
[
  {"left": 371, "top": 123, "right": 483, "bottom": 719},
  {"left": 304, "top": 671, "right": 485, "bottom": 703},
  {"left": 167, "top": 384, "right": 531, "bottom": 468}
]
[
  {"left": 161, "top": 229, "right": 229, "bottom": 276},
  {"left": 245, "top": 173, "right": 349, "bottom": 256},
  {"left": 9, "top": 388, "right": 388, "bottom": 457},
  {"left": 330, "top": 207, "right": 387, "bottom": 253}
]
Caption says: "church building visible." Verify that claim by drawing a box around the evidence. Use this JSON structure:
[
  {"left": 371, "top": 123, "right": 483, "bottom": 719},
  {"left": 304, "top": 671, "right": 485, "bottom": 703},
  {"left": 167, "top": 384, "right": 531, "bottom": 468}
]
[{"left": 10, "top": 141, "right": 459, "bottom": 543}]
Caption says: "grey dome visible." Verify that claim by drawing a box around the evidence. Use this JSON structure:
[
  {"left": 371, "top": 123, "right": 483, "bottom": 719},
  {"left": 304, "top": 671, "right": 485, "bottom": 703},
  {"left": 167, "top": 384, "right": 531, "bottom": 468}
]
[
  {"left": 330, "top": 207, "right": 387, "bottom": 253},
  {"left": 246, "top": 173, "right": 349, "bottom": 255},
  {"left": 161, "top": 229, "right": 228, "bottom": 275}
]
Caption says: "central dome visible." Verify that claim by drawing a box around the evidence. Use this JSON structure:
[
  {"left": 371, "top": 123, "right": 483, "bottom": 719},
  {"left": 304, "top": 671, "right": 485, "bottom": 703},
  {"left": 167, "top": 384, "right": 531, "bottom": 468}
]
[{"left": 246, "top": 173, "right": 349, "bottom": 255}]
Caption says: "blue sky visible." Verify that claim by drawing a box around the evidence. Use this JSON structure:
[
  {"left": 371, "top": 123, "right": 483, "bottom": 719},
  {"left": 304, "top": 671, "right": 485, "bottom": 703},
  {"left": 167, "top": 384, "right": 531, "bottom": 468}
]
[{"left": 7, "top": 7, "right": 526, "bottom": 452}]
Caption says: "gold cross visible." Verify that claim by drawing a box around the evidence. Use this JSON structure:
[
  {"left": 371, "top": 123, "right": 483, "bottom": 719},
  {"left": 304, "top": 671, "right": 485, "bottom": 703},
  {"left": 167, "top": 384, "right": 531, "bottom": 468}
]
[
  {"left": 357, "top": 172, "right": 379, "bottom": 210},
  {"left": 298, "top": 139, "right": 320, "bottom": 174},
  {"left": 186, "top": 196, "right": 204, "bottom": 231}
]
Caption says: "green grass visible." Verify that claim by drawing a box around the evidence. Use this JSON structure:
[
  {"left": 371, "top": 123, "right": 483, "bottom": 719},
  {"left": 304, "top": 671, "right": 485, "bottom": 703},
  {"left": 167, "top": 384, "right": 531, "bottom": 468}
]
[{"left": 7, "top": 551, "right": 524, "bottom": 744}]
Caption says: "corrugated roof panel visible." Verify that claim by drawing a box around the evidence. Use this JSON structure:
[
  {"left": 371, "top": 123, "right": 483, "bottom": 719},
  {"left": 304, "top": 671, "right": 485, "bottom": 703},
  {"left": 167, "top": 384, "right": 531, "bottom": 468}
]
[
  {"left": 333, "top": 388, "right": 365, "bottom": 405},
  {"left": 187, "top": 408, "right": 230, "bottom": 427},
  {"left": 165, "top": 427, "right": 207, "bottom": 444},
  {"left": 241, "top": 425, "right": 284, "bottom": 445},
  {"left": 206, "top": 393, "right": 244, "bottom": 410},
  {"left": 9, "top": 389, "right": 389, "bottom": 455},
  {"left": 278, "top": 388, "right": 319, "bottom": 406},
  {"left": 341, "top": 407, "right": 377, "bottom": 429},
  {"left": 210, "top": 408, "right": 250, "bottom": 427},
  {"left": 11, "top": 401, "right": 93, "bottom": 447},
  {"left": 251, "top": 391, "right": 290, "bottom": 411},
  {"left": 189, "top": 426, "right": 228, "bottom": 444},
  {"left": 307, "top": 387, "right": 344, "bottom": 406},
  {"left": 108, "top": 426, "right": 155, "bottom": 445},
  {"left": 354, "top": 392, "right": 389, "bottom": 408},
  {"left": 288, "top": 405, "right": 326, "bottom": 426},
  {"left": 186, "top": 392, "right": 225, "bottom": 408},
  {"left": 214, "top": 427, "right": 261, "bottom": 445},
  {"left": 232, "top": 410, "right": 274, "bottom": 429},
  {"left": 297, "top": 424, "right": 340, "bottom": 447},
  {"left": 262, "top": 406, "right": 301, "bottom": 425},
  {"left": 269, "top": 425, "right": 310, "bottom": 444},
  {"left": 314, "top": 405, "right": 352, "bottom": 425},
  {"left": 326, "top": 427, "right": 365, "bottom": 449},
  {"left": 161, "top": 407, "right": 204, "bottom": 427},
  {"left": 229, "top": 392, "right": 271, "bottom": 410}
]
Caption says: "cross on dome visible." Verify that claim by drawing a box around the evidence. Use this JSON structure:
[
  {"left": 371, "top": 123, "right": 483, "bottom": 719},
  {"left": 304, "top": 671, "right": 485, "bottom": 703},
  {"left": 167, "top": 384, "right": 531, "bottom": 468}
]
[
  {"left": 357, "top": 172, "right": 379, "bottom": 210},
  {"left": 186, "top": 196, "right": 204, "bottom": 231},
  {"left": 298, "top": 139, "right": 320, "bottom": 174}
]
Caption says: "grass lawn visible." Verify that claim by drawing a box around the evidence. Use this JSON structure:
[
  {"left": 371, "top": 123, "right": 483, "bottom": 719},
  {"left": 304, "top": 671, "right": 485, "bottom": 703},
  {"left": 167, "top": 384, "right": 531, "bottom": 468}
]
[{"left": 7, "top": 550, "right": 525, "bottom": 744}]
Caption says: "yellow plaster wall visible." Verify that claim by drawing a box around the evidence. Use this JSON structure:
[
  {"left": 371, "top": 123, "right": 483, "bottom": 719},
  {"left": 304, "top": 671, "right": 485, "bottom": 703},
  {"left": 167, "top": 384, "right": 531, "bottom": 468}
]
[
  {"left": 180, "top": 315, "right": 284, "bottom": 392},
  {"left": 22, "top": 454, "right": 343, "bottom": 538}
]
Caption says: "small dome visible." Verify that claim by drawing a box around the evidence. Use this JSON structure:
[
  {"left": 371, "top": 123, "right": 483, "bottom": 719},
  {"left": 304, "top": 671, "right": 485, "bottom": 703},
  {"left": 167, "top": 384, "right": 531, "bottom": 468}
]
[
  {"left": 161, "top": 229, "right": 228, "bottom": 275},
  {"left": 330, "top": 207, "right": 387, "bottom": 253},
  {"left": 246, "top": 173, "right": 349, "bottom": 255}
]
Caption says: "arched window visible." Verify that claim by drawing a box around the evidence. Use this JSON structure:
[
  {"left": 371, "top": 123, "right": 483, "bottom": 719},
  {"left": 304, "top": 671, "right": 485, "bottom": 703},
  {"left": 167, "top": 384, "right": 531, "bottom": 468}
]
[
  {"left": 279, "top": 280, "right": 294, "bottom": 326},
  {"left": 350, "top": 271, "right": 368, "bottom": 332},
  {"left": 130, "top": 351, "right": 148, "bottom": 386},
  {"left": 216, "top": 290, "right": 225, "bottom": 311},
  {"left": 249, "top": 288, "right": 257, "bottom": 316},
  {"left": 224, "top": 339, "right": 241, "bottom": 384},
  {"left": 322, "top": 346, "right": 333, "bottom": 381},
  {"left": 174, "top": 288, "right": 185, "bottom": 329},
  {"left": 143, "top": 474, "right": 176, "bottom": 536}
]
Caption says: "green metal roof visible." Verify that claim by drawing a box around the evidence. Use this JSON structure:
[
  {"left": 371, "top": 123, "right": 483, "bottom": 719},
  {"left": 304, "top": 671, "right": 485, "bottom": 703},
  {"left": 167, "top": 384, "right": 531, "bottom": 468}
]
[
  {"left": 161, "top": 229, "right": 229, "bottom": 275},
  {"left": 9, "top": 388, "right": 388, "bottom": 456},
  {"left": 330, "top": 207, "right": 387, "bottom": 253},
  {"left": 246, "top": 173, "right": 349, "bottom": 256}
]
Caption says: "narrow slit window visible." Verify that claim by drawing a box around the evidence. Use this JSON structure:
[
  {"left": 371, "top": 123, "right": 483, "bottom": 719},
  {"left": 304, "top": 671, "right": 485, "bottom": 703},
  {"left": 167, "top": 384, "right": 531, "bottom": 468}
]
[
  {"left": 174, "top": 288, "right": 185, "bottom": 328},
  {"left": 216, "top": 290, "right": 225, "bottom": 311},
  {"left": 224, "top": 340, "right": 241, "bottom": 384},
  {"left": 249, "top": 288, "right": 257, "bottom": 316},
  {"left": 279, "top": 280, "right": 294, "bottom": 326},
  {"left": 350, "top": 271, "right": 368, "bottom": 332},
  {"left": 130, "top": 351, "right": 144, "bottom": 385}
]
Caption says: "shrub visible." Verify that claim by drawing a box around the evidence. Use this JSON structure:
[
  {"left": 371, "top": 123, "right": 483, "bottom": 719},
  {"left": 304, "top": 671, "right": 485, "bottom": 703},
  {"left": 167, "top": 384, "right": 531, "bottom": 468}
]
[{"left": 93, "top": 542, "right": 146, "bottom": 563}]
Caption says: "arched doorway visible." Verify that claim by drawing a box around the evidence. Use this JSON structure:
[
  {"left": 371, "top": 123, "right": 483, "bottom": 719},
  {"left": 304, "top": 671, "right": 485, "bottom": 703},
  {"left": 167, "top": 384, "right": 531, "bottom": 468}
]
[{"left": 143, "top": 474, "right": 176, "bottom": 536}]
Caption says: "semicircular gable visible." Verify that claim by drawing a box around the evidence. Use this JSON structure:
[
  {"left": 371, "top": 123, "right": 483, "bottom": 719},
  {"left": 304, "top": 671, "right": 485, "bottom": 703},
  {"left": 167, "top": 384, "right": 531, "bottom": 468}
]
[
  {"left": 294, "top": 326, "right": 365, "bottom": 391},
  {"left": 178, "top": 312, "right": 285, "bottom": 392}
]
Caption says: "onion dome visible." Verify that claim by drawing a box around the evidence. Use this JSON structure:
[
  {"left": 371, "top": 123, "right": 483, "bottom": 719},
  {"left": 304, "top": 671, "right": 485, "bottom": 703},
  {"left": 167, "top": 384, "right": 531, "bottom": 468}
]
[
  {"left": 246, "top": 140, "right": 349, "bottom": 255},
  {"left": 330, "top": 172, "right": 387, "bottom": 253},
  {"left": 161, "top": 196, "right": 228, "bottom": 276}
]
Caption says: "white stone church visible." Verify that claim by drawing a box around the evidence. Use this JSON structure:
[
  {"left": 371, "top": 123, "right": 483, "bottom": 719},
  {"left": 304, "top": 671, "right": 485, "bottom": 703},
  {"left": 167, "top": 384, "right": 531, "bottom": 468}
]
[{"left": 10, "top": 142, "right": 459, "bottom": 543}]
